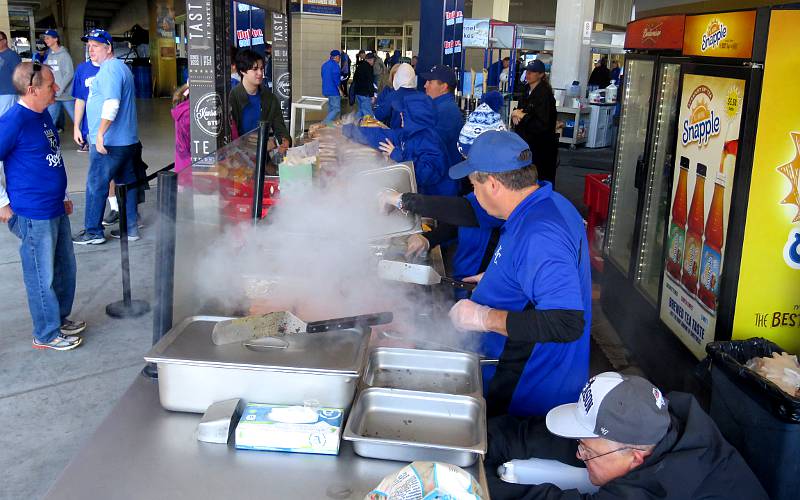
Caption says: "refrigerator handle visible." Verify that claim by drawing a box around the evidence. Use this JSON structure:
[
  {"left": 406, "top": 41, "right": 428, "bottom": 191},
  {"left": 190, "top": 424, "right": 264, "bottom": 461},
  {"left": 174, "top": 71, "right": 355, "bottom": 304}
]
[{"left": 634, "top": 154, "right": 646, "bottom": 191}]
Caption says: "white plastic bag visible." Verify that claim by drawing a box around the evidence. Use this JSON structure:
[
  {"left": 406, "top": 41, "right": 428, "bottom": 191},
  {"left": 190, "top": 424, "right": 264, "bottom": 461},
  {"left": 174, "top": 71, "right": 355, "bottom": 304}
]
[{"left": 366, "top": 461, "right": 486, "bottom": 500}]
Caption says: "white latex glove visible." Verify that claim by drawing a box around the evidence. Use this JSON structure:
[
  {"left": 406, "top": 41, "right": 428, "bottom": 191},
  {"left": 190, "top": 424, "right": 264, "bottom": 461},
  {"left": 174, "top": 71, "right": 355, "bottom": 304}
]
[
  {"left": 463, "top": 272, "right": 484, "bottom": 284},
  {"left": 449, "top": 299, "right": 492, "bottom": 332},
  {"left": 378, "top": 188, "right": 402, "bottom": 214},
  {"left": 405, "top": 233, "right": 430, "bottom": 259}
]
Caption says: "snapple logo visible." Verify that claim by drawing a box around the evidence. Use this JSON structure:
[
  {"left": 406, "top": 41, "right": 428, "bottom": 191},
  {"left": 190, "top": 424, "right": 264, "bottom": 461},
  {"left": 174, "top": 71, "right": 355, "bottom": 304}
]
[
  {"left": 682, "top": 85, "right": 721, "bottom": 147},
  {"left": 701, "top": 19, "right": 728, "bottom": 52}
]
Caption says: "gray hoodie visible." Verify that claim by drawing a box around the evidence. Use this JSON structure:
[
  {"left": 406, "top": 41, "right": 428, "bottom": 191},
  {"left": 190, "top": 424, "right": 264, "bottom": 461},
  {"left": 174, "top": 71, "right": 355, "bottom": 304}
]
[{"left": 45, "top": 47, "right": 75, "bottom": 101}]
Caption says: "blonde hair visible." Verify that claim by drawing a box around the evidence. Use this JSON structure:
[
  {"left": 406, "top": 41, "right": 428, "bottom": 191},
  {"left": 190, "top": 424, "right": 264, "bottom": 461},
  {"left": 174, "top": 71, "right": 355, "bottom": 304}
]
[
  {"left": 388, "top": 64, "right": 400, "bottom": 88},
  {"left": 173, "top": 83, "right": 190, "bottom": 106}
]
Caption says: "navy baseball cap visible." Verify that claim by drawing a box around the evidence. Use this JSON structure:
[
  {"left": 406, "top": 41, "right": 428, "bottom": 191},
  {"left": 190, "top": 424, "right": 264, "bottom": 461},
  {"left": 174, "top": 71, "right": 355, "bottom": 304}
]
[
  {"left": 365, "top": 52, "right": 376, "bottom": 60},
  {"left": 421, "top": 65, "right": 457, "bottom": 88},
  {"left": 82, "top": 29, "right": 113, "bottom": 45},
  {"left": 449, "top": 130, "right": 532, "bottom": 179},
  {"left": 525, "top": 59, "right": 546, "bottom": 73},
  {"left": 43, "top": 29, "right": 59, "bottom": 39},
  {"left": 330, "top": 50, "right": 341, "bottom": 57}
]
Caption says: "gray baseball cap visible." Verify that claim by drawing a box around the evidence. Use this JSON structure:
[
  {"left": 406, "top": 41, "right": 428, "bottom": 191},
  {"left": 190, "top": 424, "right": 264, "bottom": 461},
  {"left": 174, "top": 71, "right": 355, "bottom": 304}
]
[{"left": 545, "top": 372, "right": 670, "bottom": 445}]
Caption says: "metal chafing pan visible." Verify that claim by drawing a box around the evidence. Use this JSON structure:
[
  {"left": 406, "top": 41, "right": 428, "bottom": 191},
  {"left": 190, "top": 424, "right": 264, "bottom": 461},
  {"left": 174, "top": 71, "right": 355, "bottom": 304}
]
[
  {"left": 144, "top": 316, "right": 370, "bottom": 413},
  {"left": 343, "top": 388, "right": 487, "bottom": 467},
  {"left": 362, "top": 348, "right": 483, "bottom": 398},
  {"left": 358, "top": 163, "right": 422, "bottom": 240}
]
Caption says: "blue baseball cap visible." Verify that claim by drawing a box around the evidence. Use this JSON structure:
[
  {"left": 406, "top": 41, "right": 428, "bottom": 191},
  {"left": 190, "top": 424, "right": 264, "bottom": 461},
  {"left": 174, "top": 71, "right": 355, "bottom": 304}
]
[
  {"left": 82, "top": 29, "right": 113, "bottom": 45},
  {"left": 421, "top": 65, "right": 457, "bottom": 89},
  {"left": 330, "top": 50, "right": 341, "bottom": 57},
  {"left": 525, "top": 59, "right": 546, "bottom": 73},
  {"left": 449, "top": 130, "right": 532, "bottom": 179},
  {"left": 43, "top": 29, "right": 59, "bottom": 39}
]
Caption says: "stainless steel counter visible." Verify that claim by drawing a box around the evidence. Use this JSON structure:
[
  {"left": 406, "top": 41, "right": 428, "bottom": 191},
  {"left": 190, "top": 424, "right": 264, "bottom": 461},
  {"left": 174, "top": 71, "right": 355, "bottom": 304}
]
[{"left": 45, "top": 374, "right": 488, "bottom": 499}]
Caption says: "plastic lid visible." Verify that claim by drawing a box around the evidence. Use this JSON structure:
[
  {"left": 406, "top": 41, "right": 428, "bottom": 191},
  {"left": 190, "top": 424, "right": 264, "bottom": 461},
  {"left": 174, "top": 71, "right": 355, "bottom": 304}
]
[
  {"left": 680, "top": 156, "right": 690, "bottom": 168},
  {"left": 696, "top": 163, "right": 707, "bottom": 177}
]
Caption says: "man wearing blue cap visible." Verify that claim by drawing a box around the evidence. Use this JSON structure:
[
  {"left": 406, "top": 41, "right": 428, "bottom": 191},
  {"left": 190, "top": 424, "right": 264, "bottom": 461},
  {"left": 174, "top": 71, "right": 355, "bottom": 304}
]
[
  {"left": 42, "top": 30, "right": 75, "bottom": 132},
  {"left": 321, "top": 50, "right": 342, "bottom": 124},
  {"left": 447, "top": 130, "right": 591, "bottom": 417},
  {"left": 72, "top": 32, "right": 102, "bottom": 153},
  {"left": 420, "top": 65, "right": 464, "bottom": 169}
]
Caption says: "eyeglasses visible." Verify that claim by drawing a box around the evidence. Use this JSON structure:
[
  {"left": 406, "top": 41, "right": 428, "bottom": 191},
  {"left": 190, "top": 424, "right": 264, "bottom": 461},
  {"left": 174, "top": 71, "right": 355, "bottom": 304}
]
[
  {"left": 576, "top": 440, "right": 646, "bottom": 462},
  {"left": 29, "top": 61, "right": 42, "bottom": 88}
]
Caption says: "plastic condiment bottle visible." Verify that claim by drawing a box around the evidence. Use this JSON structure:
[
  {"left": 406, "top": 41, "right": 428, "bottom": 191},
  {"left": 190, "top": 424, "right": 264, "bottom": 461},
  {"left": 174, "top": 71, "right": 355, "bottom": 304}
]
[
  {"left": 681, "top": 162, "right": 707, "bottom": 295},
  {"left": 666, "top": 156, "right": 690, "bottom": 281}
]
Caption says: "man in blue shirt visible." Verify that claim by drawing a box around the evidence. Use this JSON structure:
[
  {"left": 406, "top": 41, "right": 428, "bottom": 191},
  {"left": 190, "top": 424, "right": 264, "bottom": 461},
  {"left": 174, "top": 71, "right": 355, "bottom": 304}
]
[
  {"left": 0, "top": 62, "right": 85, "bottom": 350},
  {"left": 447, "top": 131, "right": 591, "bottom": 417},
  {"left": 0, "top": 31, "right": 21, "bottom": 117},
  {"left": 73, "top": 29, "right": 141, "bottom": 244},
  {"left": 71, "top": 43, "right": 101, "bottom": 152},
  {"left": 321, "top": 50, "right": 342, "bottom": 125},
  {"left": 420, "top": 65, "right": 465, "bottom": 169}
]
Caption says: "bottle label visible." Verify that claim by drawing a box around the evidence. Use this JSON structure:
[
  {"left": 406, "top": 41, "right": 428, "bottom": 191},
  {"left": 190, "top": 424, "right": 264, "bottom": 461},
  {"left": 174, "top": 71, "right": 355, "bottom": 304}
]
[
  {"left": 683, "top": 233, "right": 703, "bottom": 279},
  {"left": 699, "top": 245, "right": 722, "bottom": 314},
  {"left": 666, "top": 222, "right": 685, "bottom": 270}
]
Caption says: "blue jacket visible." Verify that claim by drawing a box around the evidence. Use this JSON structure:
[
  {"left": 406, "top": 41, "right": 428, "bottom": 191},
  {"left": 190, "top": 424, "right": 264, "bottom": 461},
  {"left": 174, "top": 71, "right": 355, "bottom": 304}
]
[
  {"left": 374, "top": 87, "right": 420, "bottom": 129},
  {"left": 345, "top": 94, "right": 458, "bottom": 196},
  {"left": 432, "top": 93, "right": 465, "bottom": 167},
  {"left": 321, "top": 58, "right": 340, "bottom": 97}
]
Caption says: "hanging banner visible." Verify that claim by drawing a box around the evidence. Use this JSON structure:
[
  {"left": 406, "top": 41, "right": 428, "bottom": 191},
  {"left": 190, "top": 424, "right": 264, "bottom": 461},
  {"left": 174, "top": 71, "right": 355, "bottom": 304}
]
[
  {"left": 232, "top": 2, "right": 267, "bottom": 54},
  {"left": 660, "top": 73, "right": 746, "bottom": 359},
  {"left": 463, "top": 18, "right": 490, "bottom": 48},
  {"left": 290, "top": 0, "right": 342, "bottom": 16},
  {"left": 271, "top": 11, "right": 291, "bottom": 124},
  {"left": 733, "top": 9, "right": 800, "bottom": 351},
  {"left": 683, "top": 10, "right": 756, "bottom": 59},
  {"left": 442, "top": 0, "right": 464, "bottom": 65},
  {"left": 625, "top": 15, "right": 685, "bottom": 50}
]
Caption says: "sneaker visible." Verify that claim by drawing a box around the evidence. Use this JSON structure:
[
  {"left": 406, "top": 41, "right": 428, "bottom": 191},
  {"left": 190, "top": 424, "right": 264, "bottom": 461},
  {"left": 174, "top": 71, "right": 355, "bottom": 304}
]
[
  {"left": 33, "top": 334, "right": 82, "bottom": 351},
  {"left": 102, "top": 210, "right": 119, "bottom": 226},
  {"left": 77, "top": 144, "right": 89, "bottom": 153},
  {"left": 72, "top": 230, "right": 106, "bottom": 245},
  {"left": 110, "top": 229, "right": 140, "bottom": 241},
  {"left": 60, "top": 319, "right": 86, "bottom": 336}
]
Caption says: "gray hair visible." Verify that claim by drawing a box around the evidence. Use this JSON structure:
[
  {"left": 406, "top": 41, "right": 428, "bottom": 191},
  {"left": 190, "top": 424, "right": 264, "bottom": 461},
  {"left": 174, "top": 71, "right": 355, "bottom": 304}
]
[
  {"left": 469, "top": 164, "right": 539, "bottom": 191},
  {"left": 12, "top": 62, "right": 52, "bottom": 95}
]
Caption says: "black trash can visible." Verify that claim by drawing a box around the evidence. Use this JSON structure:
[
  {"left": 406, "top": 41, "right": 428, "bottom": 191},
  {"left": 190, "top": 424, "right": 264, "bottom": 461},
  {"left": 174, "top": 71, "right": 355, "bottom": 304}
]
[{"left": 706, "top": 338, "right": 800, "bottom": 500}]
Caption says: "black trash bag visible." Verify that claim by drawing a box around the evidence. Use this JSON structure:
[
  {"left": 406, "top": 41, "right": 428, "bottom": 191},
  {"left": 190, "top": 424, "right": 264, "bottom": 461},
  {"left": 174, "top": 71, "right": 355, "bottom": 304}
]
[{"left": 706, "top": 338, "right": 800, "bottom": 423}]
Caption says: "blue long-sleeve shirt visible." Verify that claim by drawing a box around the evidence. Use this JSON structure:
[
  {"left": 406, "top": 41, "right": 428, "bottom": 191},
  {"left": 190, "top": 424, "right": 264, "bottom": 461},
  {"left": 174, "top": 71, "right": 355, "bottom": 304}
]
[
  {"left": 321, "top": 59, "right": 341, "bottom": 97},
  {"left": 432, "top": 93, "right": 465, "bottom": 167}
]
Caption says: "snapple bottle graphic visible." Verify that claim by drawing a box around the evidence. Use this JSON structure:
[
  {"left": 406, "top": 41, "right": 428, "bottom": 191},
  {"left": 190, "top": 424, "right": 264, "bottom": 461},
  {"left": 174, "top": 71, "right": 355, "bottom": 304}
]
[
  {"left": 681, "top": 163, "right": 706, "bottom": 295},
  {"left": 666, "top": 156, "right": 690, "bottom": 281}
]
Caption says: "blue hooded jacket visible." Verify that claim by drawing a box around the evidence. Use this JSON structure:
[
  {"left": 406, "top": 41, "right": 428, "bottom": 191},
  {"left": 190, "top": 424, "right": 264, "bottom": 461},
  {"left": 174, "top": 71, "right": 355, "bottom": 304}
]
[
  {"left": 432, "top": 93, "right": 465, "bottom": 167},
  {"left": 321, "top": 58, "right": 341, "bottom": 97},
  {"left": 373, "top": 87, "right": 420, "bottom": 128},
  {"left": 345, "top": 94, "right": 458, "bottom": 196}
]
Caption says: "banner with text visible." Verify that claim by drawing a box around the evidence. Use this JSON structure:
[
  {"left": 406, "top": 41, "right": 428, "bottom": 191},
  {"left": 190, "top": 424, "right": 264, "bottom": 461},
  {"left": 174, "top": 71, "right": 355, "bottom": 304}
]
[{"left": 271, "top": 11, "right": 291, "bottom": 125}]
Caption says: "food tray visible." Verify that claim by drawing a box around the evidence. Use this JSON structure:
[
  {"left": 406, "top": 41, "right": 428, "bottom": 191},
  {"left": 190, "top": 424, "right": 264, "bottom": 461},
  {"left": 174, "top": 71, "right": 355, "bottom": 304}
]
[
  {"left": 362, "top": 348, "right": 482, "bottom": 398},
  {"left": 342, "top": 388, "right": 486, "bottom": 467}
]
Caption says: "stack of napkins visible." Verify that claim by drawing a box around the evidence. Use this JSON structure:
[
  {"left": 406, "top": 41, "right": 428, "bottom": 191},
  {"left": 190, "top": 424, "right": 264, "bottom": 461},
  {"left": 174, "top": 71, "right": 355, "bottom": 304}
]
[{"left": 234, "top": 403, "right": 344, "bottom": 455}]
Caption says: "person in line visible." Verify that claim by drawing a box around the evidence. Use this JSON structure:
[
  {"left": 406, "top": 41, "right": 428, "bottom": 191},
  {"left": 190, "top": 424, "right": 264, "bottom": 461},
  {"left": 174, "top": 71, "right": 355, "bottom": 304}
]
[
  {"left": 339, "top": 49, "right": 351, "bottom": 98},
  {"left": 373, "top": 52, "right": 388, "bottom": 93},
  {"left": 420, "top": 65, "right": 464, "bottom": 169},
  {"left": 171, "top": 83, "right": 192, "bottom": 188},
  {"left": 263, "top": 43, "right": 273, "bottom": 90},
  {"left": 230, "top": 49, "right": 290, "bottom": 151},
  {"left": 355, "top": 50, "right": 366, "bottom": 62},
  {"left": 42, "top": 30, "right": 75, "bottom": 132},
  {"left": 373, "top": 62, "right": 418, "bottom": 128},
  {"left": 0, "top": 62, "right": 85, "bottom": 350},
  {"left": 512, "top": 60, "right": 559, "bottom": 187},
  {"left": 410, "top": 55, "right": 418, "bottom": 70},
  {"left": 388, "top": 49, "right": 401, "bottom": 68},
  {"left": 230, "top": 47, "right": 241, "bottom": 88},
  {"left": 447, "top": 130, "right": 591, "bottom": 417},
  {"left": 352, "top": 52, "right": 376, "bottom": 118},
  {"left": 71, "top": 35, "right": 101, "bottom": 154},
  {"left": 346, "top": 93, "right": 458, "bottom": 197},
  {"left": 610, "top": 60, "right": 621, "bottom": 86},
  {"left": 32, "top": 39, "right": 48, "bottom": 64},
  {"left": 321, "top": 49, "right": 342, "bottom": 125},
  {"left": 0, "top": 31, "right": 21, "bottom": 117},
  {"left": 588, "top": 57, "right": 611, "bottom": 89},
  {"left": 488, "top": 57, "right": 510, "bottom": 88},
  {"left": 486, "top": 372, "right": 769, "bottom": 500},
  {"left": 73, "top": 29, "right": 141, "bottom": 244}
]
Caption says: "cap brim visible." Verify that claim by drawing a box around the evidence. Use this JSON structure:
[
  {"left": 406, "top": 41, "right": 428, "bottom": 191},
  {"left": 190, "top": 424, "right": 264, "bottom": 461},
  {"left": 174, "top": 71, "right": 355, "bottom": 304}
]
[
  {"left": 545, "top": 403, "right": 600, "bottom": 439},
  {"left": 448, "top": 157, "right": 476, "bottom": 179},
  {"left": 419, "top": 72, "right": 435, "bottom": 80}
]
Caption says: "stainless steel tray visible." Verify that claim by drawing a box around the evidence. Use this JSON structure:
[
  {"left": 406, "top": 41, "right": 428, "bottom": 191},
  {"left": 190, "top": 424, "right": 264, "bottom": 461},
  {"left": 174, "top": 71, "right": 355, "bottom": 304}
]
[
  {"left": 357, "top": 163, "right": 422, "bottom": 240},
  {"left": 144, "top": 316, "right": 370, "bottom": 413},
  {"left": 362, "top": 348, "right": 482, "bottom": 398},
  {"left": 343, "top": 388, "right": 486, "bottom": 467}
]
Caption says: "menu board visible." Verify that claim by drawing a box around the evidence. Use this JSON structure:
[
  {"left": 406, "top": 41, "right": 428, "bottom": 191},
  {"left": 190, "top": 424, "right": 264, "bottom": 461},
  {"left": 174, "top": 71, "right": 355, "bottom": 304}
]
[
  {"left": 732, "top": 9, "right": 800, "bottom": 350},
  {"left": 660, "top": 73, "right": 746, "bottom": 359}
]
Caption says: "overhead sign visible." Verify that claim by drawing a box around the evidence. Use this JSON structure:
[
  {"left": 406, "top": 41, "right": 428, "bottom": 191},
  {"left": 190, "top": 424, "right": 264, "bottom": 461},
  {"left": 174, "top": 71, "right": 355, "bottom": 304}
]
[
  {"left": 290, "top": 0, "right": 342, "bottom": 16},
  {"left": 683, "top": 10, "right": 756, "bottom": 59},
  {"left": 625, "top": 15, "right": 685, "bottom": 50},
  {"left": 463, "top": 18, "right": 490, "bottom": 48},
  {"left": 733, "top": 9, "right": 800, "bottom": 351}
]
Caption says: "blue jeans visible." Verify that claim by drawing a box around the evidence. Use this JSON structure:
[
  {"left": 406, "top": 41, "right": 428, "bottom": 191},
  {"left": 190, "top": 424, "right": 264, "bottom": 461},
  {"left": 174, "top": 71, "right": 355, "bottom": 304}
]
[
  {"left": 356, "top": 95, "right": 374, "bottom": 118},
  {"left": 9, "top": 214, "right": 76, "bottom": 343},
  {"left": 324, "top": 95, "right": 341, "bottom": 124},
  {"left": 47, "top": 100, "right": 75, "bottom": 129},
  {"left": 85, "top": 144, "right": 139, "bottom": 237}
]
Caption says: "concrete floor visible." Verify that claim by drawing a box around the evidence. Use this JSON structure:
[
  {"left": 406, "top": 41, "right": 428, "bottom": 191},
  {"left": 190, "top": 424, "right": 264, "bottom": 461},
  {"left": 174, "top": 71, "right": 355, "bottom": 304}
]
[{"left": 0, "top": 99, "right": 629, "bottom": 499}]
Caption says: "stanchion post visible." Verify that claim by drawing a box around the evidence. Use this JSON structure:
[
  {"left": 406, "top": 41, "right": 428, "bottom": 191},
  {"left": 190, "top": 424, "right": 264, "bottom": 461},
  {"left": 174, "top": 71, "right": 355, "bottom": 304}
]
[{"left": 252, "top": 121, "right": 269, "bottom": 223}]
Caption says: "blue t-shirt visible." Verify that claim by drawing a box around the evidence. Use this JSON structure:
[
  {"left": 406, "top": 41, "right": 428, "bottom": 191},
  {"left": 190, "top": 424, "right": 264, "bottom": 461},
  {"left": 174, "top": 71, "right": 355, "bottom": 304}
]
[
  {"left": 240, "top": 93, "right": 261, "bottom": 134},
  {"left": 0, "top": 104, "right": 67, "bottom": 219},
  {"left": 86, "top": 58, "right": 138, "bottom": 146},
  {"left": 0, "top": 49, "right": 22, "bottom": 95},
  {"left": 71, "top": 61, "right": 101, "bottom": 137},
  {"left": 471, "top": 182, "right": 592, "bottom": 416}
]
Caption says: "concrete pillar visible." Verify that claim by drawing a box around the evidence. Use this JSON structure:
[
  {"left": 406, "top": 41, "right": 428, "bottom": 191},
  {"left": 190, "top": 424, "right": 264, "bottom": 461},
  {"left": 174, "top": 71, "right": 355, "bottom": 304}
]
[
  {"left": 290, "top": 12, "right": 341, "bottom": 121},
  {"left": 0, "top": 0, "right": 10, "bottom": 38},
  {"left": 471, "top": 0, "right": 509, "bottom": 22},
  {"left": 550, "top": 0, "right": 595, "bottom": 92},
  {"left": 64, "top": 0, "right": 87, "bottom": 67},
  {"left": 148, "top": 0, "right": 178, "bottom": 97}
]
